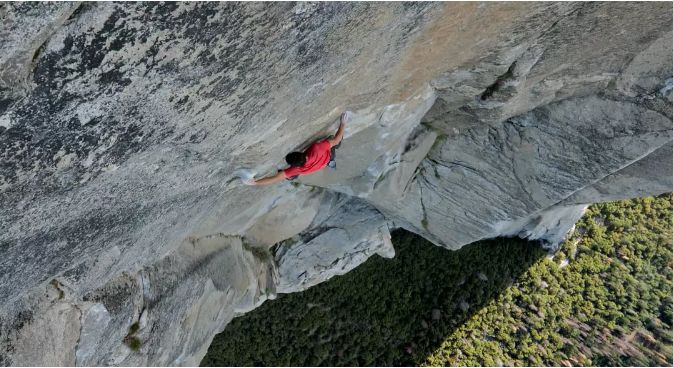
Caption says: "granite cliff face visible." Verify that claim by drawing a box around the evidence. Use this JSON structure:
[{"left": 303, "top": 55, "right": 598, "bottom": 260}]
[{"left": 2, "top": 2, "right": 673, "bottom": 365}]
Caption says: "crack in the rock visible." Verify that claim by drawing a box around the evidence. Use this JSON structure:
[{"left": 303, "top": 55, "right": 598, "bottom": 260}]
[
  {"left": 480, "top": 61, "right": 517, "bottom": 101},
  {"left": 71, "top": 302, "right": 85, "bottom": 366},
  {"left": 554, "top": 134, "right": 673, "bottom": 206},
  {"left": 535, "top": 3, "right": 587, "bottom": 41},
  {"left": 29, "top": 2, "right": 86, "bottom": 77}
]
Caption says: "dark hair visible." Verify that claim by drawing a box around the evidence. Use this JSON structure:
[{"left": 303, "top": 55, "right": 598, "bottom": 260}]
[{"left": 285, "top": 152, "right": 306, "bottom": 167}]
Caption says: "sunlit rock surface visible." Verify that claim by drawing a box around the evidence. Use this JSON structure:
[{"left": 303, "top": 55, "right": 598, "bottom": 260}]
[{"left": 2, "top": 2, "right": 673, "bottom": 365}]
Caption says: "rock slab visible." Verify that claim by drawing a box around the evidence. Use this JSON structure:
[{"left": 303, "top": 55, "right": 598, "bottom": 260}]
[{"left": 2, "top": 2, "right": 673, "bottom": 366}]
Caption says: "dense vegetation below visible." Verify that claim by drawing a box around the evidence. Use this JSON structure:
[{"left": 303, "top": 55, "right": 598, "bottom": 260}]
[{"left": 202, "top": 194, "right": 673, "bottom": 366}]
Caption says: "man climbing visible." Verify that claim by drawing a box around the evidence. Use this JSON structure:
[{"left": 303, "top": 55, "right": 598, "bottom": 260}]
[{"left": 250, "top": 112, "right": 348, "bottom": 186}]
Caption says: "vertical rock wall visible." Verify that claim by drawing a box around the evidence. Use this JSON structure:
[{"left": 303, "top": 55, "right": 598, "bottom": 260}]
[{"left": 2, "top": 2, "right": 673, "bottom": 366}]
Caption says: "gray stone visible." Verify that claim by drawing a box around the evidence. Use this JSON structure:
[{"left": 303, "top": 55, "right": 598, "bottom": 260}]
[
  {"left": 76, "top": 303, "right": 112, "bottom": 366},
  {"left": 275, "top": 195, "right": 394, "bottom": 294},
  {"left": 2, "top": 2, "right": 673, "bottom": 366}
]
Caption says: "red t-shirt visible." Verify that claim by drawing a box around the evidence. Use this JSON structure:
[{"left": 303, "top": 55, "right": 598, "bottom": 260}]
[{"left": 283, "top": 140, "right": 332, "bottom": 178}]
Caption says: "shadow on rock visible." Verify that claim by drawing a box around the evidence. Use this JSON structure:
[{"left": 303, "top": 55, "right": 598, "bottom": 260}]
[{"left": 201, "top": 229, "right": 546, "bottom": 366}]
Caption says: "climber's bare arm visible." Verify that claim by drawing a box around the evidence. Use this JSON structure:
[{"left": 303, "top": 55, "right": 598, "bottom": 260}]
[
  {"left": 252, "top": 172, "right": 285, "bottom": 186},
  {"left": 327, "top": 112, "right": 347, "bottom": 147}
]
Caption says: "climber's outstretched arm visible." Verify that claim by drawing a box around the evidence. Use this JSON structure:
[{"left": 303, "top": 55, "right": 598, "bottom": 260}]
[
  {"left": 252, "top": 172, "right": 285, "bottom": 186},
  {"left": 327, "top": 112, "right": 347, "bottom": 147}
]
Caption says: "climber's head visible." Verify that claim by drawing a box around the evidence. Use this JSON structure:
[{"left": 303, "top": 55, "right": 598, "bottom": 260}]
[{"left": 285, "top": 152, "right": 306, "bottom": 167}]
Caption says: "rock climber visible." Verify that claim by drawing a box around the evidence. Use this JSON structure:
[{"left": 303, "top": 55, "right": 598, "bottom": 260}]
[{"left": 250, "top": 112, "right": 348, "bottom": 186}]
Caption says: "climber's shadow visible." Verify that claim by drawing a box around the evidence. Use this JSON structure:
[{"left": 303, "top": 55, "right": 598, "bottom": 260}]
[{"left": 202, "top": 230, "right": 547, "bottom": 366}]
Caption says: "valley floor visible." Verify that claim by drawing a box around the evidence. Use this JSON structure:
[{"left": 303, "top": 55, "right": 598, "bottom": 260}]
[{"left": 202, "top": 194, "right": 673, "bottom": 366}]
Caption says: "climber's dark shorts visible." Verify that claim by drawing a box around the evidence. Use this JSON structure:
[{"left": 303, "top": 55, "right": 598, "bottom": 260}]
[
  {"left": 329, "top": 142, "right": 341, "bottom": 166},
  {"left": 286, "top": 142, "right": 340, "bottom": 181}
]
